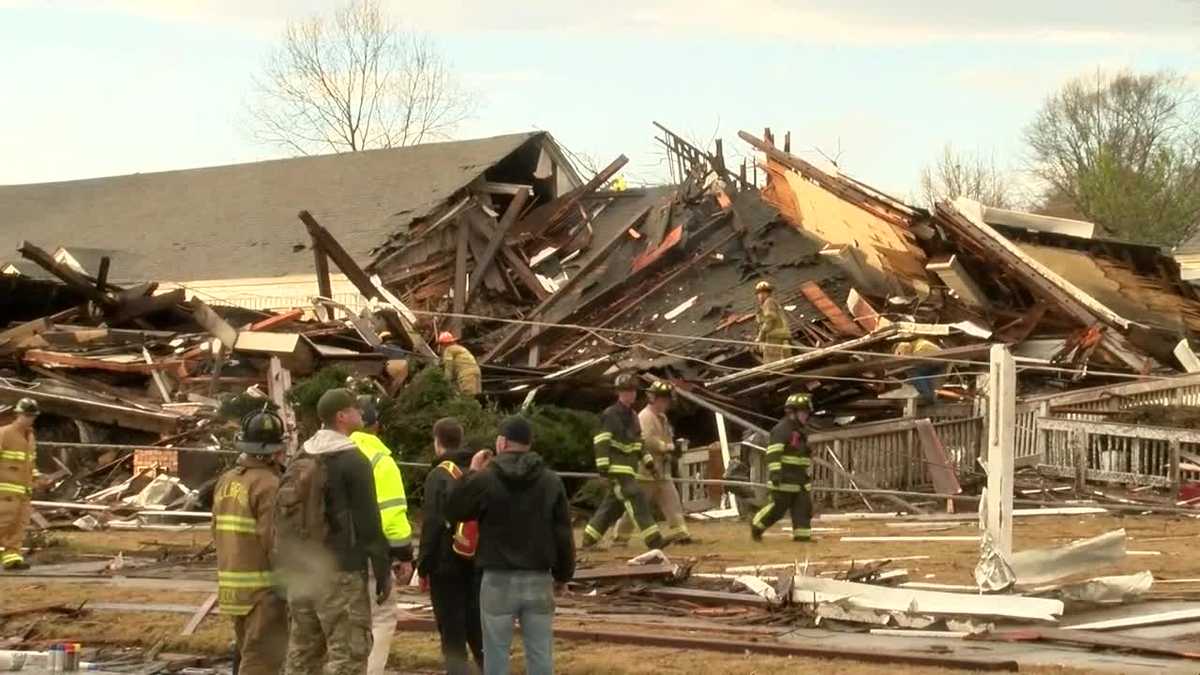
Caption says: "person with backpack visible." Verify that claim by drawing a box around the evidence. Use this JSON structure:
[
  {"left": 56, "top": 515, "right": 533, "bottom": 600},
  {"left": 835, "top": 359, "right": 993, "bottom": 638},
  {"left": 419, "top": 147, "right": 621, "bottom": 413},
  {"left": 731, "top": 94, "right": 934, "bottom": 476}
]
[
  {"left": 213, "top": 410, "right": 288, "bottom": 675},
  {"left": 417, "top": 417, "right": 483, "bottom": 675},
  {"left": 349, "top": 396, "right": 414, "bottom": 675},
  {"left": 277, "top": 388, "right": 392, "bottom": 675},
  {"left": 445, "top": 416, "right": 575, "bottom": 675}
]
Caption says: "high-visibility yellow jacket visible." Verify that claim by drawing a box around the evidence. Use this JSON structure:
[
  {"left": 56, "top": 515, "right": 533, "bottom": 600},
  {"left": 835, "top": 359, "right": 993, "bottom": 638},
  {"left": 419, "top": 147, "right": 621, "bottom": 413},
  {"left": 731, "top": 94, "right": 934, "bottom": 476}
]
[
  {"left": 0, "top": 423, "right": 35, "bottom": 498},
  {"left": 350, "top": 431, "right": 413, "bottom": 560},
  {"left": 212, "top": 455, "right": 280, "bottom": 616}
]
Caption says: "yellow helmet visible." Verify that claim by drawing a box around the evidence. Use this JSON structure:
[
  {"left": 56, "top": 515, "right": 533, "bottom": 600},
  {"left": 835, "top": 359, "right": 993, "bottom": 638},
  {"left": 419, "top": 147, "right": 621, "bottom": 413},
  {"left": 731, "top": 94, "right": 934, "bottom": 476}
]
[
  {"left": 648, "top": 381, "right": 673, "bottom": 398},
  {"left": 755, "top": 281, "right": 773, "bottom": 293},
  {"left": 785, "top": 393, "right": 813, "bottom": 411}
]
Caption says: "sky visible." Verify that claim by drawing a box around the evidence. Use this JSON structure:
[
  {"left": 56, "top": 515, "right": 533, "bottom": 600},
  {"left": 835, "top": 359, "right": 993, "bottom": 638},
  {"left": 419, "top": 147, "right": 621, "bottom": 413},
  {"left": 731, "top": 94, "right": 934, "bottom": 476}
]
[{"left": 1, "top": 0, "right": 1197, "bottom": 198}]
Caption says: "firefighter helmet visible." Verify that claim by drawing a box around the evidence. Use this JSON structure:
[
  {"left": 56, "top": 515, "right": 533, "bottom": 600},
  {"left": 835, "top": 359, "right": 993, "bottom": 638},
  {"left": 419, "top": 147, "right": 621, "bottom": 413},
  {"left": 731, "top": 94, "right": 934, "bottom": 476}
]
[
  {"left": 357, "top": 395, "right": 380, "bottom": 427},
  {"left": 237, "top": 410, "right": 285, "bottom": 455},
  {"left": 784, "top": 393, "right": 813, "bottom": 412},
  {"left": 755, "top": 281, "right": 774, "bottom": 293},
  {"left": 614, "top": 374, "right": 638, "bottom": 392},
  {"left": 437, "top": 331, "right": 457, "bottom": 346},
  {"left": 14, "top": 398, "right": 39, "bottom": 416},
  {"left": 648, "top": 381, "right": 673, "bottom": 398}
]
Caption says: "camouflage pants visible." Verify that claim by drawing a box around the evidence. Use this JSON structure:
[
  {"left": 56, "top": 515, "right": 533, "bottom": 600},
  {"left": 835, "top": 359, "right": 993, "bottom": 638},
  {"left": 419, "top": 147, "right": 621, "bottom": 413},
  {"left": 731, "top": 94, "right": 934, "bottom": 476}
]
[{"left": 285, "top": 570, "right": 372, "bottom": 675}]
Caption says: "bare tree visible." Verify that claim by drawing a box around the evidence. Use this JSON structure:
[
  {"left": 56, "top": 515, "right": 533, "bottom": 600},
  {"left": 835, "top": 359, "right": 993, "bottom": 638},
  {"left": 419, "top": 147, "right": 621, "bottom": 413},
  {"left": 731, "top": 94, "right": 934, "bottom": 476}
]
[
  {"left": 248, "top": 0, "right": 474, "bottom": 155},
  {"left": 920, "top": 144, "right": 1015, "bottom": 209},
  {"left": 1025, "top": 69, "right": 1200, "bottom": 245}
]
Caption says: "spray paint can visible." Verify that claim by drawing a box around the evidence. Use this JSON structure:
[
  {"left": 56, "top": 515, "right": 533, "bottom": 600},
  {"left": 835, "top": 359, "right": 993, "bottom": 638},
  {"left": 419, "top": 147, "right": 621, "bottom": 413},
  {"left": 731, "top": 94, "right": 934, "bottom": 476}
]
[
  {"left": 64, "top": 643, "right": 80, "bottom": 672},
  {"left": 49, "top": 643, "right": 64, "bottom": 672}
]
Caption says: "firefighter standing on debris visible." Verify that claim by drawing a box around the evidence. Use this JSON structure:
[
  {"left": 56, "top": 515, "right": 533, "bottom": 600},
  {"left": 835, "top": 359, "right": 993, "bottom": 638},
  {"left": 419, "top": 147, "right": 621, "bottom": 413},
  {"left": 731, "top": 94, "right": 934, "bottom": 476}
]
[
  {"left": 438, "top": 332, "right": 482, "bottom": 396},
  {"left": 581, "top": 375, "right": 668, "bottom": 551},
  {"left": 212, "top": 410, "right": 289, "bottom": 675},
  {"left": 0, "top": 398, "right": 39, "bottom": 571},
  {"left": 893, "top": 338, "right": 944, "bottom": 403},
  {"left": 755, "top": 281, "right": 792, "bottom": 363},
  {"left": 349, "top": 396, "right": 415, "bottom": 675},
  {"left": 751, "top": 393, "right": 815, "bottom": 543},
  {"left": 614, "top": 381, "right": 691, "bottom": 545}
]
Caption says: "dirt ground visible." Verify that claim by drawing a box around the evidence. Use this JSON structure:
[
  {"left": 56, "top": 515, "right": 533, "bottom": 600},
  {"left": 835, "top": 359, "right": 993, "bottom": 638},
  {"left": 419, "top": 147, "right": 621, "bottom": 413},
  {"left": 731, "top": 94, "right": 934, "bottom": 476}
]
[{"left": 2, "top": 512, "right": 1194, "bottom": 674}]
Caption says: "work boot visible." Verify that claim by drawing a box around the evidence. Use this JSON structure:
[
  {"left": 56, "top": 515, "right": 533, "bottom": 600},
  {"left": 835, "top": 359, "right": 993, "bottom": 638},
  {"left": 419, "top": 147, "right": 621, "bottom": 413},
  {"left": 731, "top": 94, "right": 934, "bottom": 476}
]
[{"left": 750, "top": 528, "right": 764, "bottom": 543}]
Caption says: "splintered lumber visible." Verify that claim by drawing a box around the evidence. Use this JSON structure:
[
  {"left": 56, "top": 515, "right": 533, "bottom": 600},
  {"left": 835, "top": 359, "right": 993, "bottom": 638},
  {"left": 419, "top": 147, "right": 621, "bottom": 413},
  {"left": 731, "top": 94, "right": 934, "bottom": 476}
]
[
  {"left": 571, "top": 563, "right": 676, "bottom": 582},
  {"left": 646, "top": 587, "right": 769, "bottom": 608},
  {"left": 516, "top": 154, "right": 629, "bottom": 238},
  {"left": 707, "top": 329, "right": 895, "bottom": 387},
  {"left": 841, "top": 536, "right": 980, "bottom": 543},
  {"left": 0, "top": 385, "right": 179, "bottom": 434},
  {"left": 1010, "top": 529, "right": 1126, "bottom": 586},
  {"left": 979, "top": 627, "right": 1200, "bottom": 660},
  {"left": 393, "top": 617, "right": 1019, "bottom": 671},
  {"left": 791, "top": 575, "right": 1064, "bottom": 622},
  {"left": 915, "top": 419, "right": 961, "bottom": 495},
  {"left": 466, "top": 188, "right": 529, "bottom": 309},
  {"left": 451, "top": 217, "right": 470, "bottom": 334},
  {"left": 1064, "top": 608, "right": 1200, "bottom": 632},
  {"left": 22, "top": 350, "right": 184, "bottom": 374},
  {"left": 18, "top": 241, "right": 114, "bottom": 308},
  {"left": 180, "top": 593, "right": 218, "bottom": 636}
]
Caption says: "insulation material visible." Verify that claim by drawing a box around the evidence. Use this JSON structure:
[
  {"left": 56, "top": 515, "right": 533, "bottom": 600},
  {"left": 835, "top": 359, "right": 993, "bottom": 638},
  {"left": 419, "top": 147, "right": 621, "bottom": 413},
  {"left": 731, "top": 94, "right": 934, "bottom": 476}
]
[
  {"left": 1010, "top": 529, "right": 1127, "bottom": 587},
  {"left": 761, "top": 158, "right": 929, "bottom": 295}
]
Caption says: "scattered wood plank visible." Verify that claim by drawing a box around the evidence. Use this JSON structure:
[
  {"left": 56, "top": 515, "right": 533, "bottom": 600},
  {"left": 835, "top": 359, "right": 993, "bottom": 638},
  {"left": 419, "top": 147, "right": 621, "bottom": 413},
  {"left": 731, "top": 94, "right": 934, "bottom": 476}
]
[
  {"left": 915, "top": 419, "right": 962, "bottom": 496},
  {"left": 181, "top": 593, "right": 218, "bottom": 636},
  {"left": 1065, "top": 608, "right": 1200, "bottom": 632},
  {"left": 707, "top": 329, "right": 895, "bottom": 387},
  {"left": 979, "top": 627, "right": 1200, "bottom": 660},
  {"left": 840, "top": 536, "right": 981, "bottom": 543},
  {"left": 466, "top": 188, "right": 529, "bottom": 309},
  {"left": 571, "top": 563, "right": 676, "bottom": 582},
  {"left": 22, "top": 350, "right": 184, "bottom": 374},
  {"left": 0, "top": 602, "right": 78, "bottom": 619},
  {"left": 800, "top": 281, "right": 864, "bottom": 336},
  {"left": 646, "top": 587, "right": 769, "bottom": 608},
  {"left": 393, "top": 617, "right": 1020, "bottom": 671},
  {"left": 0, "top": 384, "right": 180, "bottom": 434}
]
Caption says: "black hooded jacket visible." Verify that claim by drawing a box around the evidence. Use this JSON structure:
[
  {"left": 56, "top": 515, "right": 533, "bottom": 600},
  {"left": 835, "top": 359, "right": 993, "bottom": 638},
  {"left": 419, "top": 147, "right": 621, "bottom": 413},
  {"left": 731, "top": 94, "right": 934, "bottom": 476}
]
[
  {"left": 417, "top": 447, "right": 476, "bottom": 578},
  {"left": 444, "top": 451, "right": 575, "bottom": 583}
]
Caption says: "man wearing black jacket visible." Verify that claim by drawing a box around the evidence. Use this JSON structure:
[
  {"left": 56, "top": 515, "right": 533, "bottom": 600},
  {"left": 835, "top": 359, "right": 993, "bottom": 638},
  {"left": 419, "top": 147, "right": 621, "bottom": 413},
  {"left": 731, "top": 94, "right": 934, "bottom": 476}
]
[
  {"left": 284, "top": 389, "right": 392, "bottom": 675},
  {"left": 445, "top": 416, "right": 574, "bottom": 675},
  {"left": 417, "top": 418, "right": 484, "bottom": 674}
]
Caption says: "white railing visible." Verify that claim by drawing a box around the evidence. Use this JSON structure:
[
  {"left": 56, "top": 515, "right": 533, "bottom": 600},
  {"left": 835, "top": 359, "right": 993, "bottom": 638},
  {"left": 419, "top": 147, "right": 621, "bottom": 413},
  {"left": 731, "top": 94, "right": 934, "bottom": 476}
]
[{"left": 1038, "top": 417, "right": 1200, "bottom": 488}]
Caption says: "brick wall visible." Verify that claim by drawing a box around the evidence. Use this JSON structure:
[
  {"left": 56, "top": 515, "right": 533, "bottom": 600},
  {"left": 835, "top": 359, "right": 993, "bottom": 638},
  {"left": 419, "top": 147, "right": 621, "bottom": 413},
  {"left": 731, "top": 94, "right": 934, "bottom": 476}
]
[{"left": 133, "top": 449, "right": 178, "bottom": 475}]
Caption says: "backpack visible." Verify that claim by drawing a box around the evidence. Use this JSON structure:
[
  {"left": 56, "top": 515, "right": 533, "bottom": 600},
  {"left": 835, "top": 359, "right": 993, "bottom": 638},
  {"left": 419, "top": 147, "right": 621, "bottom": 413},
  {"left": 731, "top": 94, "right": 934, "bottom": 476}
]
[
  {"left": 439, "top": 461, "right": 479, "bottom": 559},
  {"left": 272, "top": 452, "right": 331, "bottom": 578}
]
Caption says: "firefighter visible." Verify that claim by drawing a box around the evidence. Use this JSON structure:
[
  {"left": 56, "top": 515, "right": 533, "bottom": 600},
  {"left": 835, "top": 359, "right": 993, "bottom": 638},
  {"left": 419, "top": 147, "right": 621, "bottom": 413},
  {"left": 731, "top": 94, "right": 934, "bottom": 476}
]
[
  {"left": 755, "top": 281, "right": 792, "bottom": 363},
  {"left": 0, "top": 398, "right": 39, "bottom": 570},
  {"left": 213, "top": 410, "right": 288, "bottom": 675},
  {"left": 751, "top": 393, "right": 815, "bottom": 543},
  {"left": 893, "top": 338, "right": 944, "bottom": 403},
  {"left": 614, "top": 381, "right": 690, "bottom": 545},
  {"left": 349, "top": 396, "right": 414, "bottom": 675},
  {"left": 581, "top": 375, "right": 668, "bottom": 551},
  {"left": 437, "top": 332, "right": 482, "bottom": 396}
]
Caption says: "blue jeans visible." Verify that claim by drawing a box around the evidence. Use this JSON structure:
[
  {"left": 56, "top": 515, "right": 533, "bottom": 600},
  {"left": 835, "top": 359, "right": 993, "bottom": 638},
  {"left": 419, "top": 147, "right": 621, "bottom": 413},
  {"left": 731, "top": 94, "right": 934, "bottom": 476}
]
[
  {"left": 479, "top": 569, "right": 554, "bottom": 675},
  {"left": 912, "top": 365, "right": 944, "bottom": 402}
]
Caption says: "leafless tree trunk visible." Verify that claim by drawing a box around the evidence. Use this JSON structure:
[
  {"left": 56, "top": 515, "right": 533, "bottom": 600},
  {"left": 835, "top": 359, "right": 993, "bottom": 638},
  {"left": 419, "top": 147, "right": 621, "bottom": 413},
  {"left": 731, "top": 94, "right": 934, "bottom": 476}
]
[
  {"left": 248, "top": 0, "right": 474, "bottom": 155},
  {"left": 919, "top": 144, "right": 1015, "bottom": 209}
]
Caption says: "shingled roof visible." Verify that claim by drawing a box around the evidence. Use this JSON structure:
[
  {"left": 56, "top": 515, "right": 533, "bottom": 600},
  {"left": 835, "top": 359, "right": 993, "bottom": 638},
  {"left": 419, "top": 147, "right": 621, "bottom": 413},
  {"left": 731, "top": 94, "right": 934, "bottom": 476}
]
[{"left": 1, "top": 132, "right": 555, "bottom": 283}]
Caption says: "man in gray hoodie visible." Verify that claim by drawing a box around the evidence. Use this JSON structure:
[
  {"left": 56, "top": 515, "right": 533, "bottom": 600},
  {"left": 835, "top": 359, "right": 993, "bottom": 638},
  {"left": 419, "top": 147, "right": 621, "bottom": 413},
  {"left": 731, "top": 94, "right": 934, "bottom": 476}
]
[{"left": 284, "top": 389, "right": 392, "bottom": 675}]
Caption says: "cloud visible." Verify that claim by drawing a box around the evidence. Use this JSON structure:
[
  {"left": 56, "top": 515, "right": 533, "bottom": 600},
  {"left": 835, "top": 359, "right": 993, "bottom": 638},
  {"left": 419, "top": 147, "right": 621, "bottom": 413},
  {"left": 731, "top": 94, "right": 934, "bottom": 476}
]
[{"left": 5, "top": 0, "right": 1198, "bottom": 46}]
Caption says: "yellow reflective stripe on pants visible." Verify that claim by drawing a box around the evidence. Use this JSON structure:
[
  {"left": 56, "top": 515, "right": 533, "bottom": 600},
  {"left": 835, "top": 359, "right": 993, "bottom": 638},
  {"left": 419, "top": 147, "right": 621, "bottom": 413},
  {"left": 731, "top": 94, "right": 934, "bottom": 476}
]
[
  {"left": 378, "top": 497, "right": 407, "bottom": 511},
  {"left": 764, "top": 443, "right": 784, "bottom": 456},
  {"left": 607, "top": 465, "right": 636, "bottom": 476},
  {"left": 752, "top": 503, "right": 774, "bottom": 529},
  {"left": 792, "top": 528, "right": 812, "bottom": 540},
  {"left": 780, "top": 456, "right": 811, "bottom": 466},
  {"left": 0, "top": 483, "right": 28, "bottom": 495},
  {"left": 0, "top": 451, "right": 27, "bottom": 461},
  {"left": 218, "top": 603, "right": 255, "bottom": 615},
  {"left": 584, "top": 524, "right": 603, "bottom": 542},
  {"left": 215, "top": 514, "right": 257, "bottom": 534},
  {"left": 218, "top": 570, "right": 275, "bottom": 588}
]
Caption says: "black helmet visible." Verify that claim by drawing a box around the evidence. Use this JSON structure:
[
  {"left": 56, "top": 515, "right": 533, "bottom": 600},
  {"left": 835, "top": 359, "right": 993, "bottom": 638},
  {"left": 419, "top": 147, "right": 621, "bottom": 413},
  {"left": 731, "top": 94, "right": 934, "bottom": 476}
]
[
  {"left": 14, "top": 398, "right": 40, "bottom": 416},
  {"left": 785, "top": 393, "right": 813, "bottom": 412},
  {"left": 357, "top": 395, "right": 379, "bottom": 427},
  {"left": 237, "top": 410, "right": 285, "bottom": 455}
]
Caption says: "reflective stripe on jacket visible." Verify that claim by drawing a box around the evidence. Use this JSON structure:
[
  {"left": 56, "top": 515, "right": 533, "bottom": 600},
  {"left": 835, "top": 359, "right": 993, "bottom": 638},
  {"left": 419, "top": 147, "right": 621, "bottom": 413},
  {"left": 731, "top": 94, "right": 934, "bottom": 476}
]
[
  {"left": 0, "top": 424, "right": 34, "bottom": 497},
  {"left": 765, "top": 416, "right": 811, "bottom": 493},
  {"left": 350, "top": 431, "right": 413, "bottom": 556},
  {"left": 212, "top": 455, "right": 280, "bottom": 616},
  {"left": 594, "top": 403, "right": 651, "bottom": 477}
]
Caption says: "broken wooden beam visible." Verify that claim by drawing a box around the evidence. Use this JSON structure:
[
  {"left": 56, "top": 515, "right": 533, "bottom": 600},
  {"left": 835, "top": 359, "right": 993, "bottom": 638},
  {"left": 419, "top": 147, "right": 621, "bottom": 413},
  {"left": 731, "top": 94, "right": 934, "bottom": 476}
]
[
  {"left": 644, "top": 586, "right": 769, "bottom": 608},
  {"left": 915, "top": 419, "right": 962, "bottom": 496},
  {"left": 312, "top": 240, "right": 333, "bottom": 301},
  {"left": 571, "top": 563, "right": 677, "bottom": 582},
  {"left": 18, "top": 241, "right": 115, "bottom": 309},
  {"left": 0, "top": 384, "right": 181, "bottom": 434},
  {"left": 516, "top": 154, "right": 629, "bottom": 238},
  {"left": 109, "top": 288, "right": 186, "bottom": 326},
  {"left": 180, "top": 592, "right": 218, "bottom": 636},
  {"left": 451, "top": 217, "right": 470, "bottom": 334},
  {"left": 707, "top": 329, "right": 895, "bottom": 387},
  {"left": 465, "top": 189, "right": 529, "bottom": 309},
  {"left": 800, "top": 281, "right": 863, "bottom": 336}
]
